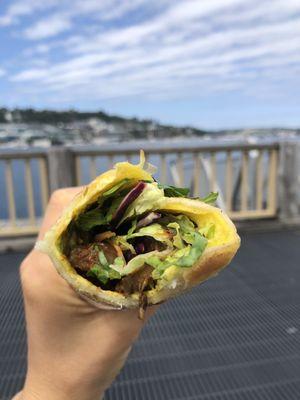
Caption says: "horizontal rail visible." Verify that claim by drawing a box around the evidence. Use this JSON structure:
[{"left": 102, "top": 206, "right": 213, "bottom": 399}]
[
  {"left": 0, "top": 224, "right": 41, "bottom": 237},
  {"left": 69, "top": 140, "right": 280, "bottom": 156},
  {"left": 0, "top": 148, "right": 48, "bottom": 159},
  {"left": 229, "top": 210, "right": 277, "bottom": 219}
]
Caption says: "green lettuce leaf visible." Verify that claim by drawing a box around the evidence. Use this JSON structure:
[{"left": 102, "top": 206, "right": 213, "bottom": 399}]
[
  {"left": 87, "top": 265, "right": 110, "bottom": 284},
  {"left": 158, "top": 183, "right": 190, "bottom": 197},
  {"left": 176, "top": 232, "right": 207, "bottom": 267},
  {"left": 76, "top": 208, "right": 107, "bottom": 231},
  {"left": 182, "top": 232, "right": 195, "bottom": 244},
  {"left": 166, "top": 214, "right": 196, "bottom": 234},
  {"left": 113, "top": 256, "right": 125, "bottom": 268},
  {"left": 127, "top": 218, "right": 137, "bottom": 235},
  {"left": 167, "top": 222, "right": 184, "bottom": 249},
  {"left": 87, "top": 249, "right": 124, "bottom": 284},
  {"left": 127, "top": 223, "right": 172, "bottom": 246},
  {"left": 198, "top": 223, "right": 215, "bottom": 239},
  {"left": 147, "top": 247, "right": 189, "bottom": 279},
  {"left": 98, "top": 250, "right": 108, "bottom": 266},
  {"left": 114, "top": 236, "right": 136, "bottom": 254},
  {"left": 106, "top": 197, "right": 123, "bottom": 222},
  {"left": 109, "top": 249, "right": 171, "bottom": 276},
  {"left": 198, "top": 192, "right": 218, "bottom": 205},
  {"left": 102, "top": 179, "right": 133, "bottom": 197},
  {"left": 87, "top": 263, "right": 121, "bottom": 284},
  {"left": 149, "top": 231, "right": 207, "bottom": 278},
  {"left": 76, "top": 179, "right": 135, "bottom": 231}
]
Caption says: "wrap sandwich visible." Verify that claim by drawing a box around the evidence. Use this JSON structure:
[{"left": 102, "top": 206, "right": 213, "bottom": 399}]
[{"left": 36, "top": 153, "right": 240, "bottom": 318}]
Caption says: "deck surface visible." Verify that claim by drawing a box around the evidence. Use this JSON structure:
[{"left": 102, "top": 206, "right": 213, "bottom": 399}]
[{"left": 1, "top": 229, "right": 300, "bottom": 399}]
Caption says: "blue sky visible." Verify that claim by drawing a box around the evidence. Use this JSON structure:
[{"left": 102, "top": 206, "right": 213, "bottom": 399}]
[{"left": 0, "top": 0, "right": 300, "bottom": 129}]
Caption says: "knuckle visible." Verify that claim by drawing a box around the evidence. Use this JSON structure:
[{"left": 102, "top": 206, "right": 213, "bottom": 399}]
[
  {"left": 19, "top": 253, "right": 34, "bottom": 287},
  {"left": 19, "top": 251, "right": 43, "bottom": 296},
  {"left": 49, "top": 187, "right": 79, "bottom": 207},
  {"left": 49, "top": 188, "right": 65, "bottom": 204}
]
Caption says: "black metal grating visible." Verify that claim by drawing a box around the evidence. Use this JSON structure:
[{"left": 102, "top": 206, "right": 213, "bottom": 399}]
[{"left": 1, "top": 230, "right": 300, "bottom": 399}]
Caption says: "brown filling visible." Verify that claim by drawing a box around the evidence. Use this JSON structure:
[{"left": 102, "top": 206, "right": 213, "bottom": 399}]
[{"left": 69, "top": 239, "right": 158, "bottom": 319}]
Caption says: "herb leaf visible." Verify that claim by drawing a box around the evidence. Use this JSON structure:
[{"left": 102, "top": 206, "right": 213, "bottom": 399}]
[
  {"left": 87, "top": 263, "right": 121, "bottom": 284},
  {"left": 98, "top": 251, "right": 108, "bottom": 266},
  {"left": 87, "top": 265, "right": 109, "bottom": 284},
  {"left": 102, "top": 179, "right": 132, "bottom": 197},
  {"left": 76, "top": 208, "right": 107, "bottom": 231},
  {"left": 158, "top": 183, "right": 190, "bottom": 197},
  {"left": 199, "top": 192, "right": 218, "bottom": 205}
]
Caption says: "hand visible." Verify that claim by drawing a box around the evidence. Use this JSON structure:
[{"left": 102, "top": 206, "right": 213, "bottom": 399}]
[{"left": 16, "top": 188, "right": 157, "bottom": 400}]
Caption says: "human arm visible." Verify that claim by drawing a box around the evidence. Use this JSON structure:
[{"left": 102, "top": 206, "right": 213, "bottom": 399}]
[{"left": 14, "top": 188, "right": 157, "bottom": 400}]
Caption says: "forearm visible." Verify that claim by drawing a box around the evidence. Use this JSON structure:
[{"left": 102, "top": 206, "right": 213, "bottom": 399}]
[
  {"left": 13, "top": 381, "right": 104, "bottom": 400},
  {"left": 12, "top": 392, "right": 22, "bottom": 400},
  {"left": 14, "top": 364, "right": 108, "bottom": 400},
  {"left": 12, "top": 393, "right": 103, "bottom": 400}
]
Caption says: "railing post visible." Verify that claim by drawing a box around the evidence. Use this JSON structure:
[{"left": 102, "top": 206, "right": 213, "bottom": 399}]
[
  {"left": 278, "top": 141, "right": 300, "bottom": 221},
  {"left": 47, "top": 147, "right": 76, "bottom": 192}
]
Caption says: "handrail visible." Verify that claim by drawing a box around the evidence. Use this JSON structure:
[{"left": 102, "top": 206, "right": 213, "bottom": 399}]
[
  {"left": 69, "top": 139, "right": 280, "bottom": 156},
  {"left": 0, "top": 148, "right": 48, "bottom": 159}
]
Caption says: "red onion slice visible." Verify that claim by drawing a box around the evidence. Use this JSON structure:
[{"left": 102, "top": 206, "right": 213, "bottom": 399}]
[{"left": 111, "top": 181, "right": 146, "bottom": 225}]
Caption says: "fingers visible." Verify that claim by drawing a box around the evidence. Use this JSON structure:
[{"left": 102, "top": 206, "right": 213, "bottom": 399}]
[{"left": 38, "top": 186, "right": 84, "bottom": 240}]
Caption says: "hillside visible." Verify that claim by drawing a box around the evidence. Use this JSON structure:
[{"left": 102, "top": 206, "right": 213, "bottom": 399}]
[{"left": 0, "top": 107, "right": 208, "bottom": 137}]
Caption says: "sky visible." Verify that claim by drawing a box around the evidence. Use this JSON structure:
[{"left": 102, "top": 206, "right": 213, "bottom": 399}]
[{"left": 0, "top": 0, "right": 300, "bottom": 130}]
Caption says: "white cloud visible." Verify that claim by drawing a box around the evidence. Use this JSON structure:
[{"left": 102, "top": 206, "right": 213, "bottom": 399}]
[
  {"left": 0, "top": 0, "right": 60, "bottom": 26},
  {"left": 0, "top": 68, "right": 6, "bottom": 77},
  {"left": 2, "top": 0, "right": 172, "bottom": 39},
  {"left": 4, "top": 0, "right": 300, "bottom": 104},
  {"left": 73, "top": 0, "right": 148, "bottom": 21},
  {"left": 24, "top": 14, "right": 72, "bottom": 40}
]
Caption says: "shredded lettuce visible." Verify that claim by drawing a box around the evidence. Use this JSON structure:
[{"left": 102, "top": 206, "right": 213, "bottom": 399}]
[
  {"left": 167, "top": 222, "right": 184, "bottom": 249},
  {"left": 113, "top": 256, "right": 125, "bottom": 268},
  {"left": 109, "top": 249, "right": 171, "bottom": 275},
  {"left": 181, "top": 232, "right": 195, "bottom": 244},
  {"left": 198, "top": 223, "right": 215, "bottom": 239},
  {"left": 76, "top": 208, "right": 107, "bottom": 231},
  {"left": 146, "top": 248, "right": 188, "bottom": 279},
  {"left": 114, "top": 236, "right": 136, "bottom": 254},
  {"left": 127, "top": 223, "right": 172, "bottom": 247},
  {"left": 87, "top": 251, "right": 124, "bottom": 284},
  {"left": 139, "top": 149, "right": 157, "bottom": 175},
  {"left": 98, "top": 250, "right": 108, "bottom": 266},
  {"left": 87, "top": 263, "right": 121, "bottom": 284},
  {"left": 176, "top": 232, "right": 207, "bottom": 267},
  {"left": 166, "top": 214, "right": 196, "bottom": 234},
  {"left": 147, "top": 231, "right": 207, "bottom": 278}
]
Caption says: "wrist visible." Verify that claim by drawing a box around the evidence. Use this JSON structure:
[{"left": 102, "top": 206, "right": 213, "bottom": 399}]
[{"left": 21, "top": 371, "right": 104, "bottom": 400}]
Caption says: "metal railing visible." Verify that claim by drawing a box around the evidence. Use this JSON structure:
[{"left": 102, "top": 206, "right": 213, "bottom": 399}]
[
  {"left": 73, "top": 141, "right": 279, "bottom": 220},
  {"left": 0, "top": 139, "right": 299, "bottom": 238},
  {"left": 0, "top": 149, "right": 49, "bottom": 237}
]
